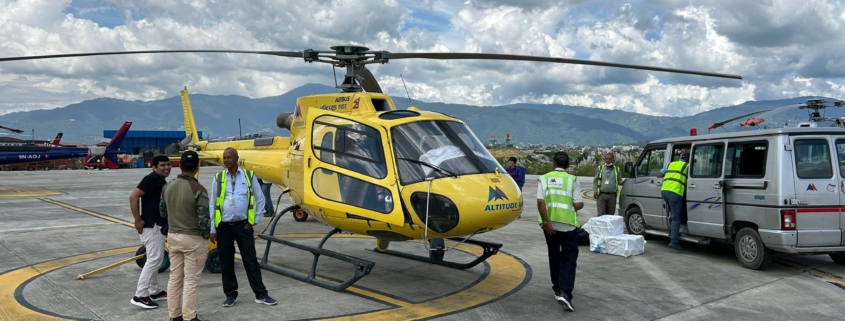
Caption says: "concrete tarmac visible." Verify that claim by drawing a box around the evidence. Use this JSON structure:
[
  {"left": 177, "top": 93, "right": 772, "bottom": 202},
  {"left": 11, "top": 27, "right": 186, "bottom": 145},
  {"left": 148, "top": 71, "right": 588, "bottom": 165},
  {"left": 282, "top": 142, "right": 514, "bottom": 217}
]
[{"left": 0, "top": 169, "right": 843, "bottom": 321}]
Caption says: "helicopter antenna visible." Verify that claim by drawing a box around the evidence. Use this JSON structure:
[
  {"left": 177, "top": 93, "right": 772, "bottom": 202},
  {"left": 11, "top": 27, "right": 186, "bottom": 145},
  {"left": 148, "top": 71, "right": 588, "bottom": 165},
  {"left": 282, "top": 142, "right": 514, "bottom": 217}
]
[{"left": 400, "top": 74, "right": 413, "bottom": 106}]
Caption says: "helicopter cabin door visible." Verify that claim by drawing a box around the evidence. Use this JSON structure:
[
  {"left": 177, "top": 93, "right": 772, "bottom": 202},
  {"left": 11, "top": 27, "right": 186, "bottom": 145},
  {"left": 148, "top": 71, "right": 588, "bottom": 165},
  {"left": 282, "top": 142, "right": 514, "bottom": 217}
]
[{"left": 302, "top": 110, "right": 405, "bottom": 226}]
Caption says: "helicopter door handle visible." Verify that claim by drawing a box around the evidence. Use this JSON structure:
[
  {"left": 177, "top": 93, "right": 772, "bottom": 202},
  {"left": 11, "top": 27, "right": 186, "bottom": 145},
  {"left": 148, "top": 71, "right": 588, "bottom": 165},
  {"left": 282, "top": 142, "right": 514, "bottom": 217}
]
[
  {"left": 308, "top": 157, "right": 311, "bottom": 168},
  {"left": 688, "top": 183, "right": 696, "bottom": 189}
]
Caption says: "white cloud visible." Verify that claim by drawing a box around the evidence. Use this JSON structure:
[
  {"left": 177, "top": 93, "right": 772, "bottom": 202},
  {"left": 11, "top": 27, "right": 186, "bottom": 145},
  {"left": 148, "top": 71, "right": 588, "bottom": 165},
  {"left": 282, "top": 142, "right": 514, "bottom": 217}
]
[{"left": 0, "top": 0, "right": 843, "bottom": 117}]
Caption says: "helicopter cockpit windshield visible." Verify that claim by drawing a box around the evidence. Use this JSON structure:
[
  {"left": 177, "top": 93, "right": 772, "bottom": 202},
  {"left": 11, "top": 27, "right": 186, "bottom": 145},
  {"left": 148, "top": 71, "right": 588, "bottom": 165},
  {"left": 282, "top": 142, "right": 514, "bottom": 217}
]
[{"left": 392, "top": 120, "right": 504, "bottom": 184}]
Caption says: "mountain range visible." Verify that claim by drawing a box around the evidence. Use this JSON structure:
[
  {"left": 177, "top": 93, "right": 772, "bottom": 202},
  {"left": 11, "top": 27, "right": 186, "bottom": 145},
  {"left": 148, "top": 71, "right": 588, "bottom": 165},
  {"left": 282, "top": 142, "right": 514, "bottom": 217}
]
[{"left": 0, "top": 83, "right": 839, "bottom": 146}]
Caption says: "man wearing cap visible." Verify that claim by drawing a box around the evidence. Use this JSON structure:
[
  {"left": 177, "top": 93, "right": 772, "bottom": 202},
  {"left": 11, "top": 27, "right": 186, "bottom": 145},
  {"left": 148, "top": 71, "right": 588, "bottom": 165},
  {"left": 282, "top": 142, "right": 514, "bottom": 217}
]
[
  {"left": 160, "top": 151, "right": 210, "bottom": 321},
  {"left": 537, "top": 152, "right": 583, "bottom": 312},
  {"left": 657, "top": 151, "right": 689, "bottom": 252},
  {"left": 209, "top": 147, "right": 276, "bottom": 307}
]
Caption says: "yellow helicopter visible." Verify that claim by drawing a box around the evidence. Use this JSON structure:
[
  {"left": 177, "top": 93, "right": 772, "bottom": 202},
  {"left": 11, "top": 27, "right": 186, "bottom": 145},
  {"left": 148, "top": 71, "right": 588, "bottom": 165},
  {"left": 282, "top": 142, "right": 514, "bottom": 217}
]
[{"left": 0, "top": 45, "right": 742, "bottom": 290}]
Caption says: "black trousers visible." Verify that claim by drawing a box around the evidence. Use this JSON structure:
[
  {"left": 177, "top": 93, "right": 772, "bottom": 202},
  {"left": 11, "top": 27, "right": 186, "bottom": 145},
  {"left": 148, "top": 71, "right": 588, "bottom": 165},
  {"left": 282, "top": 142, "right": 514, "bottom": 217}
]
[
  {"left": 543, "top": 228, "right": 579, "bottom": 301},
  {"left": 217, "top": 220, "right": 267, "bottom": 298}
]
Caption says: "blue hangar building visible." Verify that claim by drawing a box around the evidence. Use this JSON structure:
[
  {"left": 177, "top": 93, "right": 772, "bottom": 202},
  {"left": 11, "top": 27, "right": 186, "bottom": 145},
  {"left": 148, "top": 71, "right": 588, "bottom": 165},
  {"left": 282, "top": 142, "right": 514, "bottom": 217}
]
[{"left": 103, "top": 130, "right": 203, "bottom": 155}]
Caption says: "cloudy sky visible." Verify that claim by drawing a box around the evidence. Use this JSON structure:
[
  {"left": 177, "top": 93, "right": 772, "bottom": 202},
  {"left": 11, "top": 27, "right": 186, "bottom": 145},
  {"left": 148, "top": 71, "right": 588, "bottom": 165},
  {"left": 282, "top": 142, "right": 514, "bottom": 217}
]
[{"left": 0, "top": 0, "right": 843, "bottom": 116}]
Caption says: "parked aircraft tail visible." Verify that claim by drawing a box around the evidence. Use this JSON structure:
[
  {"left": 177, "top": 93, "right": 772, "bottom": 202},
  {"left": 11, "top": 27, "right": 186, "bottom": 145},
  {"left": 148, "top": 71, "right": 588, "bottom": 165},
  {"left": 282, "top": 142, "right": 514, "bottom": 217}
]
[
  {"left": 103, "top": 121, "right": 132, "bottom": 168},
  {"left": 51, "top": 133, "right": 63, "bottom": 146}
]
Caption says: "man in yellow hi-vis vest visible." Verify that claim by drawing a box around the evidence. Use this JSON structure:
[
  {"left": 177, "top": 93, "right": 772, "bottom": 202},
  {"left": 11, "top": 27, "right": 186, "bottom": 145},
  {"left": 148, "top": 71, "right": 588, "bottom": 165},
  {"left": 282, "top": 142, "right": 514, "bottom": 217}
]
[
  {"left": 538, "top": 152, "right": 584, "bottom": 312},
  {"left": 209, "top": 147, "right": 276, "bottom": 307},
  {"left": 657, "top": 152, "right": 689, "bottom": 252},
  {"left": 593, "top": 152, "right": 624, "bottom": 216}
]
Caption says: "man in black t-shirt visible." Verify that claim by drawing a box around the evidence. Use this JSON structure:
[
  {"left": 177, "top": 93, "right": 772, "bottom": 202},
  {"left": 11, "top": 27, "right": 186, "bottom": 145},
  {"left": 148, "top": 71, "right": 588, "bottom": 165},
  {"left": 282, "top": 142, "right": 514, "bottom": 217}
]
[{"left": 129, "top": 155, "right": 172, "bottom": 309}]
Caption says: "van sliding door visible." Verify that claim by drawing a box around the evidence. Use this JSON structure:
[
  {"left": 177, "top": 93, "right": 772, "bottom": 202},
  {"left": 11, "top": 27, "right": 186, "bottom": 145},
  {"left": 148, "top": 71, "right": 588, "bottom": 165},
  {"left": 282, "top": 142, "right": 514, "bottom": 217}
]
[{"left": 687, "top": 141, "right": 727, "bottom": 239}]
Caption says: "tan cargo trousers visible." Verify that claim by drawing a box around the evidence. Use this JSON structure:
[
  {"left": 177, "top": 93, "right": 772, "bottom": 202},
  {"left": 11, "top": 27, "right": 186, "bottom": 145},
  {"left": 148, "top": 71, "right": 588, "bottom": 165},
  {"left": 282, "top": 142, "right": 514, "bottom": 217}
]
[{"left": 166, "top": 233, "right": 208, "bottom": 320}]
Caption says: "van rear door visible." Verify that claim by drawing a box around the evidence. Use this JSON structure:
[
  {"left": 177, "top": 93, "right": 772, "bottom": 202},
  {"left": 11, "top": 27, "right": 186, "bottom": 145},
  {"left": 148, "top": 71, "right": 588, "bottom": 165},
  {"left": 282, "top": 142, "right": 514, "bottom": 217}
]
[
  {"left": 687, "top": 141, "right": 727, "bottom": 239},
  {"left": 791, "top": 136, "right": 840, "bottom": 247},
  {"left": 834, "top": 137, "right": 845, "bottom": 246}
]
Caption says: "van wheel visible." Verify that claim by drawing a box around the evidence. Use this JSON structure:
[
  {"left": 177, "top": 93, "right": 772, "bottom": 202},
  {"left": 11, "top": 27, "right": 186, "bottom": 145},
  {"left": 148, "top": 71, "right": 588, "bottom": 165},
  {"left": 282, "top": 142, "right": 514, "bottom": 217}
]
[
  {"left": 735, "top": 227, "right": 773, "bottom": 270},
  {"left": 624, "top": 207, "right": 648, "bottom": 238},
  {"left": 830, "top": 253, "right": 845, "bottom": 265}
]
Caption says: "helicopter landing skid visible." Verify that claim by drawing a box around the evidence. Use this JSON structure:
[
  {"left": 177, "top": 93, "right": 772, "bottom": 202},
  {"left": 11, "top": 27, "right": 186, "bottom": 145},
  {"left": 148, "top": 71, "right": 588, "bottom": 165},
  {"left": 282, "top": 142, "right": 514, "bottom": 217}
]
[
  {"left": 258, "top": 206, "right": 375, "bottom": 291},
  {"left": 375, "top": 238, "right": 502, "bottom": 270}
]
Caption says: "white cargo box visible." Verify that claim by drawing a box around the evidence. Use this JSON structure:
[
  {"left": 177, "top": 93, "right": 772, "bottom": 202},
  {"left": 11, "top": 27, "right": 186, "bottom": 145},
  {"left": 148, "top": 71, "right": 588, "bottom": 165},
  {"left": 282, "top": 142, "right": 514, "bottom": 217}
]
[
  {"left": 582, "top": 215, "right": 625, "bottom": 237},
  {"left": 589, "top": 234, "right": 606, "bottom": 253},
  {"left": 605, "top": 234, "right": 646, "bottom": 257}
]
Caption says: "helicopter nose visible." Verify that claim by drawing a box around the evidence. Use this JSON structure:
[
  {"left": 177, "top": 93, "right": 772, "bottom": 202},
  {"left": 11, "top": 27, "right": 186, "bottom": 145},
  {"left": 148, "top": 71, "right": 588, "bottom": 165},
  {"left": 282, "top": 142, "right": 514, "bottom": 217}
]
[
  {"left": 405, "top": 175, "right": 523, "bottom": 237},
  {"left": 276, "top": 112, "right": 294, "bottom": 130}
]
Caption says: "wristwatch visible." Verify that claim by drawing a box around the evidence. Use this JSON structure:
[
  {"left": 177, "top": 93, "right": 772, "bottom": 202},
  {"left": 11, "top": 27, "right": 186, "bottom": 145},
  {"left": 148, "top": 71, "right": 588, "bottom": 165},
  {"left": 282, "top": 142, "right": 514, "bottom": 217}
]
[{"left": 541, "top": 221, "right": 551, "bottom": 227}]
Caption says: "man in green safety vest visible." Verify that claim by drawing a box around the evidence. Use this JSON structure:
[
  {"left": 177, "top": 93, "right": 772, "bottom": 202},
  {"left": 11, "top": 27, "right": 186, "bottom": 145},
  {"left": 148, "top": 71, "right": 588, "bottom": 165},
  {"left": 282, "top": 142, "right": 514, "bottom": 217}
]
[
  {"left": 593, "top": 152, "right": 624, "bottom": 216},
  {"left": 657, "top": 151, "right": 689, "bottom": 252},
  {"left": 209, "top": 147, "right": 277, "bottom": 307},
  {"left": 537, "top": 152, "right": 584, "bottom": 312}
]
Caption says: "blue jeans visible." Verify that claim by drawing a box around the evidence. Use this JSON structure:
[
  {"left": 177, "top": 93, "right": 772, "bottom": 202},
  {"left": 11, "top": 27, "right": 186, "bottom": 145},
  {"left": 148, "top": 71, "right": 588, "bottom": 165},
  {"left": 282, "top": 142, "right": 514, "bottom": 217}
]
[
  {"left": 543, "top": 228, "right": 579, "bottom": 302},
  {"left": 261, "top": 183, "right": 274, "bottom": 215},
  {"left": 661, "top": 190, "right": 683, "bottom": 245}
]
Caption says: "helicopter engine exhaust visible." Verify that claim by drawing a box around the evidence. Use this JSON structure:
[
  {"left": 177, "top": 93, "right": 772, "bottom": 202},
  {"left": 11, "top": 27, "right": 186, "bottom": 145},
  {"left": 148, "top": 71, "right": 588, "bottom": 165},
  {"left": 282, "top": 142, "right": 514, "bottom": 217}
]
[{"left": 276, "top": 112, "right": 294, "bottom": 130}]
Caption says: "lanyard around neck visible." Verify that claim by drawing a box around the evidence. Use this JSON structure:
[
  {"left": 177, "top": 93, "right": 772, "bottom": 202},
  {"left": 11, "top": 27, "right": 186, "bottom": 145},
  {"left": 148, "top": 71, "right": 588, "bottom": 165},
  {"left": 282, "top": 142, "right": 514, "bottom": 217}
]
[{"left": 229, "top": 171, "right": 238, "bottom": 194}]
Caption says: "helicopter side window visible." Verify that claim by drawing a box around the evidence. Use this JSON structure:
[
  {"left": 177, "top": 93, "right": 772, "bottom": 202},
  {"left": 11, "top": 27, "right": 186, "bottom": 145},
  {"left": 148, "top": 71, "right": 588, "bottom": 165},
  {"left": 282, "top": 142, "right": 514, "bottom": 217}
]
[
  {"left": 311, "top": 115, "right": 387, "bottom": 179},
  {"left": 312, "top": 169, "right": 393, "bottom": 214},
  {"left": 319, "top": 132, "right": 334, "bottom": 163}
]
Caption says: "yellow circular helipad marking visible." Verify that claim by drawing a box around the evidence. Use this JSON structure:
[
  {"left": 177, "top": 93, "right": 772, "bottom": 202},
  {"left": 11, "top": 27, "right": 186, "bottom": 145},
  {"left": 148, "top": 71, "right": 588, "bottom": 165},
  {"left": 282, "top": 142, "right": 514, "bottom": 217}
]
[
  {"left": 0, "top": 247, "right": 135, "bottom": 321},
  {"left": 0, "top": 234, "right": 529, "bottom": 321},
  {"left": 0, "top": 186, "right": 64, "bottom": 198}
]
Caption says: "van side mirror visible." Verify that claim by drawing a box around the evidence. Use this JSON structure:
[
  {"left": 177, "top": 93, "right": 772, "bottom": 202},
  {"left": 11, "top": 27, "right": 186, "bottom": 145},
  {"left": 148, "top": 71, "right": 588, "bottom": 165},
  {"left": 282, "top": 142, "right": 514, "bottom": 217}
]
[{"left": 625, "top": 162, "right": 635, "bottom": 177}]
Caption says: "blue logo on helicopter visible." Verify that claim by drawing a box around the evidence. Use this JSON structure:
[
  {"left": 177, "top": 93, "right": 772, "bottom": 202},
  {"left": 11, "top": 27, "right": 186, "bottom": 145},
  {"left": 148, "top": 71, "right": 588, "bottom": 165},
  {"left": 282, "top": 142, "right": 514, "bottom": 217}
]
[
  {"left": 487, "top": 186, "right": 509, "bottom": 202},
  {"left": 485, "top": 186, "right": 521, "bottom": 211}
]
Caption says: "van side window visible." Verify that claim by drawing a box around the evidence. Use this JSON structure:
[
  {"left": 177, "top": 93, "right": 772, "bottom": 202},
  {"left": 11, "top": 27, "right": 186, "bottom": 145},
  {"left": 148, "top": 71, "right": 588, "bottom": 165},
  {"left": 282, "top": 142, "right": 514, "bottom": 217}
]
[
  {"left": 725, "top": 141, "right": 767, "bottom": 178},
  {"left": 636, "top": 146, "right": 666, "bottom": 176},
  {"left": 691, "top": 144, "right": 724, "bottom": 178},
  {"left": 794, "top": 139, "right": 832, "bottom": 179},
  {"left": 836, "top": 140, "right": 845, "bottom": 178}
]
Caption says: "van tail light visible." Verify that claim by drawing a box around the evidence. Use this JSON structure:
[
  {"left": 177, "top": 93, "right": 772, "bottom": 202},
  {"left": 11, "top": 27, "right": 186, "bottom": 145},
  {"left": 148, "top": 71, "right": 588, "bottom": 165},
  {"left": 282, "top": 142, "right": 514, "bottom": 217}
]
[{"left": 780, "top": 209, "right": 796, "bottom": 230}]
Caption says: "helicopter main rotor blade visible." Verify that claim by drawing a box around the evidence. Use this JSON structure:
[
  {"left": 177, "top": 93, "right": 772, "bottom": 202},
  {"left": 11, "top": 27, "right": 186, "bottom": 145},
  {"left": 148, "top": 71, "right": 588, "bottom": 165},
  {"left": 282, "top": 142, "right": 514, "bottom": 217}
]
[
  {"left": 353, "top": 67, "right": 383, "bottom": 93},
  {"left": 707, "top": 110, "right": 768, "bottom": 132},
  {"left": 754, "top": 103, "right": 804, "bottom": 120},
  {"left": 388, "top": 52, "right": 743, "bottom": 80},
  {"left": 0, "top": 50, "right": 303, "bottom": 62}
]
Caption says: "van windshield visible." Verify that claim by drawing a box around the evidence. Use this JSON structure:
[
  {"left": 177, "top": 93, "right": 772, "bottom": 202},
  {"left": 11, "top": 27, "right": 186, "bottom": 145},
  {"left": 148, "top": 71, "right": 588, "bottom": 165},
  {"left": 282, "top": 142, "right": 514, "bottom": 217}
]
[{"left": 391, "top": 121, "right": 503, "bottom": 184}]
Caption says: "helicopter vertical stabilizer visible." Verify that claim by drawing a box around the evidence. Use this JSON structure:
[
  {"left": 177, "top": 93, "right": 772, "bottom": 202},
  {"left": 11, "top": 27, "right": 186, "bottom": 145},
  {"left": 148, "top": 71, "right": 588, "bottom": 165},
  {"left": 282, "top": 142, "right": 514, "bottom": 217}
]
[{"left": 180, "top": 87, "right": 200, "bottom": 145}]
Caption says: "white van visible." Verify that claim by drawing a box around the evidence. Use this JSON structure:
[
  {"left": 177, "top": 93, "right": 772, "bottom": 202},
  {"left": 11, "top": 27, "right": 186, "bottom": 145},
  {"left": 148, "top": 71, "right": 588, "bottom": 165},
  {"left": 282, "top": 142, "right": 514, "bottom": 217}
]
[{"left": 618, "top": 127, "right": 845, "bottom": 269}]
